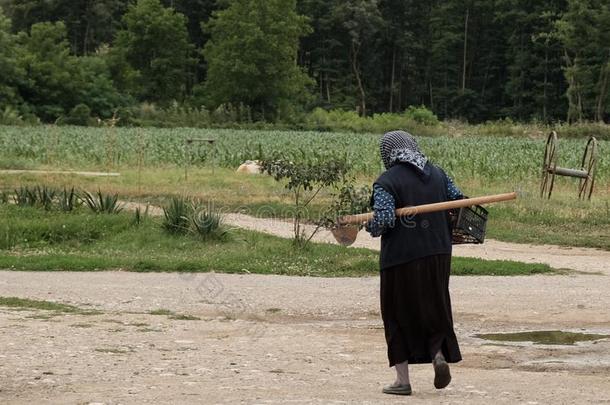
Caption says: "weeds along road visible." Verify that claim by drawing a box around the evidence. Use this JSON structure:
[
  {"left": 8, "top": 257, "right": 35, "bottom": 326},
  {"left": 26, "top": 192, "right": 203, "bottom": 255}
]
[{"left": 0, "top": 270, "right": 609, "bottom": 404}]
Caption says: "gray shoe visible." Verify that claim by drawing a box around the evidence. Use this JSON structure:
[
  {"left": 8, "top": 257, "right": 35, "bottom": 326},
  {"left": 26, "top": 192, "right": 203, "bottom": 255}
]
[
  {"left": 382, "top": 383, "right": 412, "bottom": 396},
  {"left": 433, "top": 357, "right": 451, "bottom": 389}
]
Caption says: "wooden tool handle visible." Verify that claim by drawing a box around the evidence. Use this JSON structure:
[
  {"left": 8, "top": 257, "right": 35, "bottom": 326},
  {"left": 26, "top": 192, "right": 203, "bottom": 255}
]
[{"left": 337, "top": 192, "right": 517, "bottom": 225}]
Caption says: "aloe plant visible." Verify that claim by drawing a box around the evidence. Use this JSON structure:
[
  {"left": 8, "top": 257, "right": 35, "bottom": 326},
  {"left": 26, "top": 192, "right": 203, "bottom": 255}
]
[
  {"left": 162, "top": 197, "right": 191, "bottom": 234},
  {"left": 35, "top": 185, "right": 56, "bottom": 211},
  {"left": 59, "top": 187, "right": 79, "bottom": 212},
  {"left": 14, "top": 186, "right": 37, "bottom": 206},
  {"left": 191, "top": 202, "right": 227, "bottom": 240},
  {"left": 133, "top": 204, "right": 149, "bottom": 226},
  {"left": 82, "top": 190, "right": 123, "bottom": 214}
]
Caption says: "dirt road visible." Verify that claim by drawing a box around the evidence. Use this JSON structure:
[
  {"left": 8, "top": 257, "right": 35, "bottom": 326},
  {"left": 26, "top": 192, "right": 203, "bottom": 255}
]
[{"left": 1, "top": 270, "right": 609, "bottom": 404}]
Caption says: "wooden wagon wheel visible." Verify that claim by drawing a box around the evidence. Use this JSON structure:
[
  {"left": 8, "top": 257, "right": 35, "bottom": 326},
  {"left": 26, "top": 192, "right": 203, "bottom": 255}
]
[
  {"left": 540, "top": 131, "right": 558, "bottom": 199},
  {"left": 578, "top": 137, "right": 598, "bottom": 200}
]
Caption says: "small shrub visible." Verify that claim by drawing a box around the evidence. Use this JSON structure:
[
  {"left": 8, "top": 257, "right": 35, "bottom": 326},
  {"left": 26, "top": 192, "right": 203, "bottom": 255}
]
[
  {"left": 60, "top": 104, "right": 93, "bottom": 126},
  {"left": 0, "top": 191, "right": 9, "bottom": 204},
  {"left": 82, "top": 190, "right": 123, "bottom": 214},
  {"left": 0, "top": 106, "right": 25, "bottom": 126},
  {"left": 162, "top": 197, "right": 191, "bottom": 234},
  {"left": 403, "top": 105, "right": 439, "bottom": 126},
  {"left": 261, "top": 153, "right": 351, "bottom": 247}
]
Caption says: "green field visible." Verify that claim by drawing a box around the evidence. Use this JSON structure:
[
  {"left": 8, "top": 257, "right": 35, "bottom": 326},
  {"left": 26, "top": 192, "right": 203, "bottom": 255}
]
[{"left": 1, "top": 125, "right": 608, "bottom": 250}]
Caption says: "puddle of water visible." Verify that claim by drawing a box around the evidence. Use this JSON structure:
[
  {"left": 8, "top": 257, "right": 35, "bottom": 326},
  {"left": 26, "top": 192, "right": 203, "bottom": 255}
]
[{"left": 476, "top": 330, "right": 610, "bottom": 345}]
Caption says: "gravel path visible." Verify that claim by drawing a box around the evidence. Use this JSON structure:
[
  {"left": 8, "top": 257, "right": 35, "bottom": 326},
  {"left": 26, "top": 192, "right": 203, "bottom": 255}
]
[{"left": 0, "top": 169, "right": 120, "bottom": 177}]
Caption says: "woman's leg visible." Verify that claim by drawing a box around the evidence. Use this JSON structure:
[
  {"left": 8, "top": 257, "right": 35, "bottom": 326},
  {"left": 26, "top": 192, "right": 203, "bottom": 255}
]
[{"left": 395, "top": 360, "right": 410, "bottom": 385}]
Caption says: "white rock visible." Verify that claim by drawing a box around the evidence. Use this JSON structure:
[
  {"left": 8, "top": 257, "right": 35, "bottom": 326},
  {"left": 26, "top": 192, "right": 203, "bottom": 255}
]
[{"left": 236, "top": 160, "right": 262, "bottom": 174}]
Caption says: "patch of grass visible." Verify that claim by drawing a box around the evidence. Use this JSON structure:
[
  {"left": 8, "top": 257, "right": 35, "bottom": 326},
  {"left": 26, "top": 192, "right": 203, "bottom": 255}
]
[
  {"left": 168, "top": 314, "right": 201, "bottom": 321},
  {"left": 0, "top": 205, "right": 555, "bottom": 276},
  {"left": 148, "top": 309, "right": 199, "bottom": 320},
  {"left": 137, "top": 327, "right": 163, "bottom": 332},
  {"left": 148, "top": 309, "right": 174, "bottom": 316},
  {"left": 452, "top": 257, "right": 552, "bottom": 276},
  {"left": 94, "top": 347, "right": 133, "bottom": 354},
  {"left": 0, "top": 296, "right": 100, "bottom": 314},
  {"left": 477, "top": 330, "right": 610, "bottom": 345}
]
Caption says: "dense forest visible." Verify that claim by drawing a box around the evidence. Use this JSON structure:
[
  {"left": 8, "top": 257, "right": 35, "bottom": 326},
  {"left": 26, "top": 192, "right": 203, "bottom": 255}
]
[{"left": 0, "top": 0, "right": 609, "bottom": 125}]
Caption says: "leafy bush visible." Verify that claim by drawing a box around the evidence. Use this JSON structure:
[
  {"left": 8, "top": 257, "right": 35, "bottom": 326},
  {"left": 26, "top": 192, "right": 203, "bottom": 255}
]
[
  {"left": 60, "top": 104, "right": 93, "bottom": 126},
  {"left": 327, "top": 183, "right": 372, "bottom": 220},
  {"left": 261, "top": 152, "right": 351, "bottom": 246},
  {"left": 403, "top": 105, "right": 439, "bottom": 126},
  {"left": 0, "top": 106, "right": 25, "bottom": 126},
  {"left": 82, "top": 190, "right": 123, "bottom": 214}
]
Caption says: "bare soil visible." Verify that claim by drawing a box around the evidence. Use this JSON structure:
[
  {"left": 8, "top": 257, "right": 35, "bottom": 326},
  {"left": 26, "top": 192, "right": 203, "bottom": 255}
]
[{"left": 1, "top": 270, "right": 609, "bottom": 404}]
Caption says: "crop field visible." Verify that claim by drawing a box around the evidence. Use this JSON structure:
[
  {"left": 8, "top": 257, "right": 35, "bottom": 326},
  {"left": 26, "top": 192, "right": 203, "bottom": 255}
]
[
  {"left": 1, "top": 125, "right": 608, "bottom": 183},
  {"left": 1, "top": 125, "right": 608, "bottom": 250}
]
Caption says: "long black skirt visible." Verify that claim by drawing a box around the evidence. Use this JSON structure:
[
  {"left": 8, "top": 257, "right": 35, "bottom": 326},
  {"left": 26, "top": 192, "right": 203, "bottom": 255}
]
[{"left": 380, "top": 254, "right": 462, "bottom": 366}]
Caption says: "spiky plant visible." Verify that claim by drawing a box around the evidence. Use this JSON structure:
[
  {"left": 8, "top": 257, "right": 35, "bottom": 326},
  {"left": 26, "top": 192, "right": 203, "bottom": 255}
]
[
  {"left": 133, "top": 204, "right": 149, "bottom": 226},
  {"left": 14, "top": 186, "right": 37, "bottom": 206},
  {"left": 35, "top": 185, "right": 56, "bottom": 211},
  {"left": 162, "top": 197, "right": 191, "bottom": 234},
  {"left": 82, "top": 190, "right": 123, "bottom": 214},
  {"left": 191, "top": 202, "right": 228, "bottom": 240},
  {"left": 59, "top": 187, "right": 79, "bottom": 212}
]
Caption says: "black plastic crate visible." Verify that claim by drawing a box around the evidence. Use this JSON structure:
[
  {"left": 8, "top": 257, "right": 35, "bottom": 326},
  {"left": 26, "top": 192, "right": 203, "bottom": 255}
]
[{"left": 451, "top": 205, "right": 488, "bottom": 245}]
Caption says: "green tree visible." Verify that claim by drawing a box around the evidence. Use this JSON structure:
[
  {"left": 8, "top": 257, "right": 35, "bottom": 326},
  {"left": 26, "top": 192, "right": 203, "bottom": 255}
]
[
  {"left": 331, "top": 0, "right": 382, "bottom": 116},
  {"left": 556, "top": 0, "right": 610, "bottom": 122},
  {"left": 112, "top": 0, "right": 195, "bottom": 104},
  {"left": 16, "top": 21, "right": 81, "bottom": 120},
  {"left": 1, "top": 0, "right": 127, "bottom": 55},
  {"left": 0, "top": 9, "right": 23, "bottom": 111},
  {"left": 202, "top": 0, "right": 312, "bottom": 120}
]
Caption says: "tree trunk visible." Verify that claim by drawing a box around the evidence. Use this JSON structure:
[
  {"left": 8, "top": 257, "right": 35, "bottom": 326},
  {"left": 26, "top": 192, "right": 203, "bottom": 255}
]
[
  {"left": 351, "top": 41, "right": 366, "bottom": 116},
  {"left": 325, "top": 72, "right": 331, "bottom": 104},
  {"left": 543, "top": 47, "right": 548, "bottom": 122},
  {"left": 389, "top": 45, "right": 396, "bottom": 112},
  {"left": 595, "top": 56, "right": 610, "bottom": 122},
  {"left": 462, "top": 7, "right": 469, "bottom": 92}
]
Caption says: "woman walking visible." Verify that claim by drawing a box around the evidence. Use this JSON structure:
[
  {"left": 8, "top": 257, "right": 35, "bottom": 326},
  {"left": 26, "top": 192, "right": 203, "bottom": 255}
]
[{"left": 366, "top": 130, "right": 463, "bottom": 396}]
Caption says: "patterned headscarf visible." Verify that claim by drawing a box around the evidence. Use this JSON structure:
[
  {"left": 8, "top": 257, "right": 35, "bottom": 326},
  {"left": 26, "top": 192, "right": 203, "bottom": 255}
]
[{"left": 380, "top": 130, "right": 428, "bottom": 171}]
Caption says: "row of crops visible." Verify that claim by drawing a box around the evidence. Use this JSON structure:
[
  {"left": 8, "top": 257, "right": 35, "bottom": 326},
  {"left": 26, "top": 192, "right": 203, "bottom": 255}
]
[{"left": 0, "top": 125, "right": 607, "bottom": 183}]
